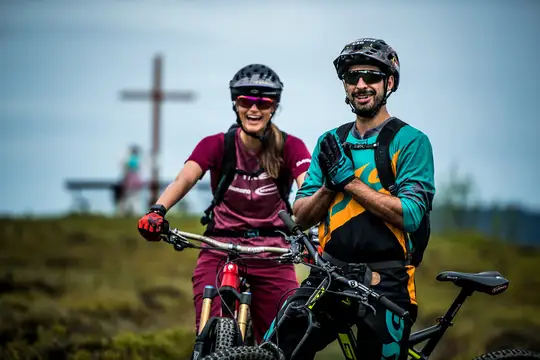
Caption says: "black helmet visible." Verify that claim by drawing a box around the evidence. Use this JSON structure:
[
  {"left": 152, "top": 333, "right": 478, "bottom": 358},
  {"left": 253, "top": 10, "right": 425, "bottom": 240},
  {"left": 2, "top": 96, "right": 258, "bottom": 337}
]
[
  {"left": 333, "top": 38, "right": 400, "bottom": 91},
  {"left": 229, "top": 64, "right": 284, "bottom": 102}
]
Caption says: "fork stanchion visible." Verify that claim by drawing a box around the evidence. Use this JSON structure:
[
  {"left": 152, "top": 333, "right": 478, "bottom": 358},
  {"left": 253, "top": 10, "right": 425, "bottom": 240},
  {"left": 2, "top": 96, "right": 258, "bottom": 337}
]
[
  {"left": 237, "top": 292, "right": 252, "bottom": 341},
  {"left": 199, "top": 285, "right": 217, "bottom": 335}
]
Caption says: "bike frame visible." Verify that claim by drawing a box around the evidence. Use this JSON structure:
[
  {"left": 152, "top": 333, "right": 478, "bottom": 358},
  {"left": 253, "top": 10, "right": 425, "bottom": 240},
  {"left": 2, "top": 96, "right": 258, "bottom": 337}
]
[
  {"left": 334, "top": 287, "right": 474, "bottom": 360},
  {"left": 237, "top": 212, "right": 513, "bottom": 360},
  {"left": 264, "top": 275, "right": 484, "bottom": 360},
  {"left": 163, "top": 227, "right": 291, "bottom": 360}
]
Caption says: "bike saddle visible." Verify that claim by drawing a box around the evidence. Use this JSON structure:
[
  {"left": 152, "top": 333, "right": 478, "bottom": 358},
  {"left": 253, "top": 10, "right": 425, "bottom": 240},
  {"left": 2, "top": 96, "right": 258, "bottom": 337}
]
[{"left": 436, "top": 270, "right": 509, "bottom": 295}]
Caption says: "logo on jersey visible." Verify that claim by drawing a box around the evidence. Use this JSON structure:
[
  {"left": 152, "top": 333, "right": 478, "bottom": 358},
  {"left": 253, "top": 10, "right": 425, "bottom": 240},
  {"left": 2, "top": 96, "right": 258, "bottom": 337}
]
[{"left": 254, "top": 184, "right": 279, "bottom": 196}]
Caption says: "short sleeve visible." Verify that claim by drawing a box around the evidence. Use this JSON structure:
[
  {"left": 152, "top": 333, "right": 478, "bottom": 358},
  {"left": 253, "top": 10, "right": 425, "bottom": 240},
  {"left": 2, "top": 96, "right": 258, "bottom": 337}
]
[
  {"left": 283, "top": 134, "right": 312, "bottom": 179},
  {"left": 185, "top": 133, "right": 224, "bottom": 174}
]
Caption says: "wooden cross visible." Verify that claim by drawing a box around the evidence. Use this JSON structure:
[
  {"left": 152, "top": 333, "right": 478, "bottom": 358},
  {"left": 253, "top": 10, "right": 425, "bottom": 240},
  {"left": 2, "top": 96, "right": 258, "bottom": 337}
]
[{"left": 120, "top": 54, "right": 196, "bottom": 207}]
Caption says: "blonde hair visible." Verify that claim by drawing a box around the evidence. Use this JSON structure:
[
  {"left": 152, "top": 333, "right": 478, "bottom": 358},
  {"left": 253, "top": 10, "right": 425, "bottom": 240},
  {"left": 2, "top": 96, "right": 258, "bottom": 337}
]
[{"left": 259, "top": 123, "right": 285, "bottom": 179}]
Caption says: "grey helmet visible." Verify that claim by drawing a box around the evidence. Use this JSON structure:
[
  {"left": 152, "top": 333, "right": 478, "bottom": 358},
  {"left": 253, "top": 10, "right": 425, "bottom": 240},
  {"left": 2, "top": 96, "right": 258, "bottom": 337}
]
[
  {"left": 229, "top": 64, "right": 284, "bottom": 102},
  {"left": 333, "top": 38, "right": 400, "bottom": 92}
]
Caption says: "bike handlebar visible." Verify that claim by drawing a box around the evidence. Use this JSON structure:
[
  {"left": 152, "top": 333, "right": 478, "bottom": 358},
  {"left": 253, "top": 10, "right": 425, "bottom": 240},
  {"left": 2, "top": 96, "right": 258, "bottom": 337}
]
[
  {"left": 162, "top": 213, "right": 409, "bottom": 319},
  {"left": 277, "top": 211, "right": 410, "bottom": 319},
  {"left": 165, "top": 228, "right": 291, "bottom": 255}
]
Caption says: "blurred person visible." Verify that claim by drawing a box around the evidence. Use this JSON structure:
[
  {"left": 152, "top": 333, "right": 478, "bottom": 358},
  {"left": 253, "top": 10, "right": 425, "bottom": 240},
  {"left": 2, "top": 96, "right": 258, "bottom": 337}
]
[
  {"left": 136, "top": 64, "right": 312, "bottom": 343},
  {"left": 118, "top": 145, "right": 144, "bottom": 216},
  {"left": 264, "top": 38, "right": 436, "bottom": 360}
]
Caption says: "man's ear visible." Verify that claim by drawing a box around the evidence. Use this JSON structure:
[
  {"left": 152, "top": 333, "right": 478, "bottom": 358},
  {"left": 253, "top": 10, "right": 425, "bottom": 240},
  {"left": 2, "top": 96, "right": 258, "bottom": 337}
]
[{"left": 387, "top": 75, "right": 395, "bottom": 92}]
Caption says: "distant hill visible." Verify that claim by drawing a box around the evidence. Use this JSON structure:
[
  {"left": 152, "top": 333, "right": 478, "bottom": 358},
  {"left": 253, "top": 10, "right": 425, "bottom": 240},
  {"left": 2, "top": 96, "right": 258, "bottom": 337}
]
[
  {"left": 1, "top": 215, "right": 539, "bottom": 360},
  {"left": 431, "top": 206, "right": 540, "bottom": 246}
]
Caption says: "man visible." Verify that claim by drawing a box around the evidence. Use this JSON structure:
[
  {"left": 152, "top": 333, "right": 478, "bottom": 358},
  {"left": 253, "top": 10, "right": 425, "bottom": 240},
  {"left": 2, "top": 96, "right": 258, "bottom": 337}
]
[{"left": 265, "top": 38, "right": 435, "bottom": 360}]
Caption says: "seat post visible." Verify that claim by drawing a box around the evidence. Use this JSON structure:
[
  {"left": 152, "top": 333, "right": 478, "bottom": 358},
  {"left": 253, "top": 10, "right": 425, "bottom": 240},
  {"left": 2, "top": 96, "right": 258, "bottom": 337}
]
[{"left": 422, "top": 287, "right": 473, "bottom": 356}]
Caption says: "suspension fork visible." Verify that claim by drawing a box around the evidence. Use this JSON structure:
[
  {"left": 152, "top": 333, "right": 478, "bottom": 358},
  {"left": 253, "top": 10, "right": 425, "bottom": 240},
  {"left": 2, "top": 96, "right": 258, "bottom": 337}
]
[
  {"left": 199, "top": 285, "right": 218, "bottom": 335},
  {"left": 237, "top": 292, "right": 251, "bottom": 341},
  {"left": 199, "top": 260, "right": 253, "bottom": 341},
  {"left": 220, "top": 262, "right": 242, "bottom": 317},
  {"left": 198, "top": 261, "right": 240, "bottom": 334}
]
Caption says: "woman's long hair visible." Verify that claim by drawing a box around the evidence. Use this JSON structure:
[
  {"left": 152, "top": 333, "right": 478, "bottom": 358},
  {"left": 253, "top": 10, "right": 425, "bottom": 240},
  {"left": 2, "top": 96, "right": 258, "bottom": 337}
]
[{"left": 259, "top": 122, "right": 285, "bottom": 179}]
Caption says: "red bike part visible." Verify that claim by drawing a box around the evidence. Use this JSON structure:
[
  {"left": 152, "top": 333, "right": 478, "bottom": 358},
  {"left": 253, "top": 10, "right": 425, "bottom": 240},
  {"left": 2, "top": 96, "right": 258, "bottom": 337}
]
[{"left": 221, "top": 263, "right": 240, "bottom": 290}]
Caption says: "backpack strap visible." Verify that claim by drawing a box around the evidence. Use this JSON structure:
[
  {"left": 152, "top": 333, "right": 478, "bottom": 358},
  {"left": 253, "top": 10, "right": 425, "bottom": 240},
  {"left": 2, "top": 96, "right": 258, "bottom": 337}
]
[
  {"left": 334, "top": 118, "right": 415, "bottom": 266},
  {"left": 374, "top": 118, "right": 412, "bottom": 265},
  {"left": 201, "top": 129, "right": 294, "bottom": 225},
  {"left": 335, "top": 119, "right": 408, "bottom": 193},
  {"left": 336, "top": 122, "right": 356, "bottom": 160},
  {"left": 374, "top": 118, "right": 408, "bottom": 195},
  {"left": 200, "top": 128, "right": 238, "bottom": 225},
  {"left": 216, "top": 128, "right": 238, "bottom": 204}
]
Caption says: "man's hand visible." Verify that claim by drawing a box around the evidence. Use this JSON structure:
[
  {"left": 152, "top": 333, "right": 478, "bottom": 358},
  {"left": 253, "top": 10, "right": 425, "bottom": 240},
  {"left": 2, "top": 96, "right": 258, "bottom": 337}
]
[{"left": 318, "top": 133, "right": 356, "bottom": 191}]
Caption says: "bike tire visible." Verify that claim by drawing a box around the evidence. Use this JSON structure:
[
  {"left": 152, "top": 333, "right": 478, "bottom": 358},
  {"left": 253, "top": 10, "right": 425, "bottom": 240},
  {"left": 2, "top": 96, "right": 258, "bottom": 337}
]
[
  {"left": 212, "top": 318, "right": 239, "bottom": 352},
  {"left": 472, "top": 349, "right": 540, "bottom": 359},
  {"left": 202, "top": 346, "right": 277, "bottom": 360},
  {"left": 244, "top": 310, "right": 256, "bottom": 346}
]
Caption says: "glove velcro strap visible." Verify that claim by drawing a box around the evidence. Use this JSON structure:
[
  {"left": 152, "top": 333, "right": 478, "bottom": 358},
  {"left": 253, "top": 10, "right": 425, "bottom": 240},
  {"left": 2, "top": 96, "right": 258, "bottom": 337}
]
[
  {"left": 148, "top": 204, "right": 167, "bottom": 217},
  {"left": 332, "top": 174, "right": 356, "bottom": 191}
]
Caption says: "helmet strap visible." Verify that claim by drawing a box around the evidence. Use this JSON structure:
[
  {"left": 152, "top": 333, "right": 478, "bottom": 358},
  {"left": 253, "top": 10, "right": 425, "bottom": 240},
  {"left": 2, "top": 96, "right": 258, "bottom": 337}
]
[{"left": 232, "top": 103, "right": 274, "bottom": 144}]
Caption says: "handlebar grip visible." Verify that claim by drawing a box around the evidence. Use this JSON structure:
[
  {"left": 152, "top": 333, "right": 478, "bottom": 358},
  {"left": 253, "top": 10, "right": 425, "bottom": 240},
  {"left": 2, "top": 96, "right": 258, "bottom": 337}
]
[
  {"left": 162, "top": 220, "right": 170, "bottom": 235},
  {"left": 278, "top": 210, "right": 301, "bottom": 234},
  {"left": 379, "top": 295, "right": 409, "bottom": 319}
]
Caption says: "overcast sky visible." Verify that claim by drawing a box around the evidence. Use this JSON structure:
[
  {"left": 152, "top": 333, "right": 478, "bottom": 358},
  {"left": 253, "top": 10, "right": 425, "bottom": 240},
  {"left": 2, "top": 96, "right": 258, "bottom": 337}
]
[{"left": 2, "top": 0, "right": 539, "bottom": 215}]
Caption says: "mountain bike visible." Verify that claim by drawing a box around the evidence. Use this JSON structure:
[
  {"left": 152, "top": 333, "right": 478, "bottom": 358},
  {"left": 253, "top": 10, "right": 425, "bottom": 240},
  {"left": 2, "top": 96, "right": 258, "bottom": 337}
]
[
  {"left": 201, "top": 211, "right": 540, "bottom": 360},
  {"left": 162, "top": 226, "right": 296, "bottom": 360}
]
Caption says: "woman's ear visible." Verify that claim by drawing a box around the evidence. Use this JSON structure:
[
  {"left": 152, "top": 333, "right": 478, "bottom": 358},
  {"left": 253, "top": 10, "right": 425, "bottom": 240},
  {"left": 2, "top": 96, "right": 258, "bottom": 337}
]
[{"left": 271, "top": 103, "right": 279, "bottom": 116}]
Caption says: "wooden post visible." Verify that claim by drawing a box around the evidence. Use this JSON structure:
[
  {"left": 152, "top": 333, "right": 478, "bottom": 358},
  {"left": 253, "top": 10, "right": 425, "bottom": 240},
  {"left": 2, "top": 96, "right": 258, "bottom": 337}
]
[{"left": 120, "top": 54, "right": 196, "bottom": 206}]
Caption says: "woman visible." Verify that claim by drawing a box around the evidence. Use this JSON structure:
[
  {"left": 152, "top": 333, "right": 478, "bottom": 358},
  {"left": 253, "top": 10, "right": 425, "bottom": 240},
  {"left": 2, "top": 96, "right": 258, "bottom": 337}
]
[
  {"left": 118, "top": 145, "right": 143, "bottom": 216},
  {"left": 137, "top": 63, "right": 312, "bottom": 343}
]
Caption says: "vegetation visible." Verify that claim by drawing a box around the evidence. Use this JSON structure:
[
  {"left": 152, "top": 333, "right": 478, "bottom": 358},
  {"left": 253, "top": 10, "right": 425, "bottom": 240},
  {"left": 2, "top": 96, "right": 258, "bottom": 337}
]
[{"left": 1, "top": 215, "right": 539, "bottom": 359}]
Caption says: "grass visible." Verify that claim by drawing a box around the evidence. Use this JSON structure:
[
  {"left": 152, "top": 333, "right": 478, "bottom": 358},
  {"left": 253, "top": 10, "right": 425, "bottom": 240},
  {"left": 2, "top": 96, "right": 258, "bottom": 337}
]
[{"left": 0, "top": 215, "right": 539, "bottom": 360}]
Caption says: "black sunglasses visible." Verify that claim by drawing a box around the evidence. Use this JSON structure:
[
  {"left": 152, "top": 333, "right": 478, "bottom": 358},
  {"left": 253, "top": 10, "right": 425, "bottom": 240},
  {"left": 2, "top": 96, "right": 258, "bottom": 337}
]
[{"left": 343, "top": 70, "right": 386, "bottom": 86}]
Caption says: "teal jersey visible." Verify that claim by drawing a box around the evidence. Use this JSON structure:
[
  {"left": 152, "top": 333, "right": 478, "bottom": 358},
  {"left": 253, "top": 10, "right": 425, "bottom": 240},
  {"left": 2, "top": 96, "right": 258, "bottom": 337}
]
[{"left": 295, "top": 118, "right": 435, "bottom": 265}]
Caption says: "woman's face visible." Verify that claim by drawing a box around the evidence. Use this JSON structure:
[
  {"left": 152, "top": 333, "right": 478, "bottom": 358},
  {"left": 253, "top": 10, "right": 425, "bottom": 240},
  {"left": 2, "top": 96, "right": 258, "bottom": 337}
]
[{"left": 235, "top": 95, "right": 276, "bottom": 135}]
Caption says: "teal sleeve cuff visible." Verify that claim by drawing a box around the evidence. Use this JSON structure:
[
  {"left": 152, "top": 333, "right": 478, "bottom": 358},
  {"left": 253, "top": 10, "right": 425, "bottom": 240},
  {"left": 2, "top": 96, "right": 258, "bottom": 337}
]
[{"left": 400, "top": 197, "right": 423, "bottom": 233}]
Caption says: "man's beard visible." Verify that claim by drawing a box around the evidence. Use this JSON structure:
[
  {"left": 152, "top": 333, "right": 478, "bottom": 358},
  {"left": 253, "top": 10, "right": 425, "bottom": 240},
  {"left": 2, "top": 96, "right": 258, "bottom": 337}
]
[{"left": 350, "top": 89, "right": 385, "bottom": 118}]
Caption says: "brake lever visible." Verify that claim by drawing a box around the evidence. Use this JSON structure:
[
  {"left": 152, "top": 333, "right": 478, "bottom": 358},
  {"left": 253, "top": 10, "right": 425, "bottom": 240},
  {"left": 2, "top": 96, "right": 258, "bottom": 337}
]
[
  {"left": 359, "top": 293, "right": 377, "bottom": 315},
  {"left": 163, "top": 233, "right": 191, "bottom": 251},
  {"left": 274, "top": 231, "right": 305, "bottom": 263},
  {"left": 341, "top": 287, "right": 377, "bottom": 316},
  {"left": 282, "top": 233, "right": 303, "bottom": 245},
  {"left": 278, "top": 248, "right": 304, "bottom": 264},
  {"left": 278, "top": 252, "right": 294, "bottom": 263}
]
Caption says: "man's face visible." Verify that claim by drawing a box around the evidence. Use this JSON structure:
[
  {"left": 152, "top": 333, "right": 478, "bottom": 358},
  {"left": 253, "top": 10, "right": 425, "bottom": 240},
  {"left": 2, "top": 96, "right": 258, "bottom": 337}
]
[{"left": 343, "top": 64, "right": 394, "bottom": 117}]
